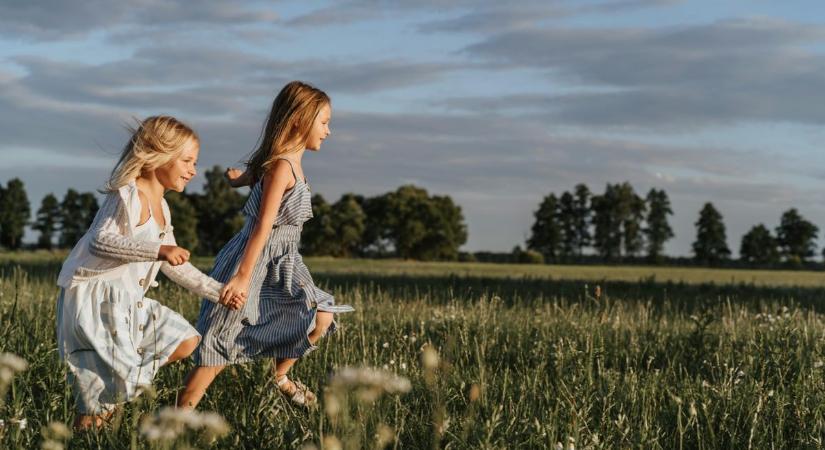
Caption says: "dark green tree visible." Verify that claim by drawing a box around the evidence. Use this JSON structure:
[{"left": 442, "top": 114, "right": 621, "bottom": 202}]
[
  {"left": 302, "top": 194, "right": 336, "bottom": 256},
  {"left": 557, "top": 191, "right": 577, "bottom": 259},
  {"left": 382, "top": 185, "right": 467, "bottom": 260},
  {"left": 329, "top": 193, "right": 366, "bottom": 257},
  {"left": 33, "top": 193, "right": 60, "bottom": 249},
  {"left": 357, "top": 194, "right": 392, "bottom": 256},
  {"left": 572, "top": 184, "right": 592, "bottom": 256},
  {"left": 165, "top": 191, "right": 199, "bottom": 252},
  {"left": 644, "top": 188, "right": 674, "bottom": 262},
  {"left": 775, "top": 208, "right": 818, "bottom": 265},
  {"left": 618, "top": 183, "right": 646, "bottom": 257},
  {"left": 425, "top": 194, "right": 467, "bottom": 260},
  {"left": 526, "top": 193, "right": 562, "bottom": 261},
  {"left": 59, "top": 189, "right": 99, "bottom": 248},
  {"left": 191, "top": 166, "right": 246, "bottom": 255},
  {"left": 591, "top": 186, "right": 620, "bottom": 260},
  {"left": 0, "top": 178, "right": 31, "bottom": 249},
  {"left": 739, "top": 224, "right": 779, "bottom": 266},
  {"left": 591, "top": 183, "right": 645, "bottom": 260},
  {"left": 692, "top": 202, "right": 730, "bottom": 265}
]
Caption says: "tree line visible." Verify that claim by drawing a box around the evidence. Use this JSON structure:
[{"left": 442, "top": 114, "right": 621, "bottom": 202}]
[
  {"left": 0, "top": 168, "right": 468, "bottom": 261},
  {"left": 525, "top": 182, "right": 822, "bottom": 268},
  {"left": 2, "top": 173, "right": 822, "bottom": 268}
]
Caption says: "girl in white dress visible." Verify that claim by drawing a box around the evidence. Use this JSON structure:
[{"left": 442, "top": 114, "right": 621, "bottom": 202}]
[{"left": 55, "top": 116, "right": 243, "bottom": 430}]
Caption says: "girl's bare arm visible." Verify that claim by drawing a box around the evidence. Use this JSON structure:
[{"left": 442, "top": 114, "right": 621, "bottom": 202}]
[
  {"left": 220, "top": 160, "right": 293, "bottom": 302},
  {"left": 225, "top": 167, "right": 254, "bottom": 188}
]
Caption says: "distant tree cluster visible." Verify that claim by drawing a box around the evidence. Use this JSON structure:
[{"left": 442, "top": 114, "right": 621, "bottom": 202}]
[
  {"left": 4, "top": 173, "right": 822, "bottom": 269},
  {"left": 527, "top": 182, "right": 822, "bottom": 267},
  {"left": 303, "top": 185, "right": 467, "bottom": 260},
  {"left": 527, "top": 183, "right": 674, "bottom": 263},
  {"left": 2, "top": 169, "right": 467, "bottom": 261},
  {"left": 0, "top": 178, "right": 101, "bottom": 251},
  {"left": 151, "top": 168, "right": 468, "bottom": 261}
]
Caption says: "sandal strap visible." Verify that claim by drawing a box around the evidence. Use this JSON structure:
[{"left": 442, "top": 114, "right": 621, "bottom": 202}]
[{"left": 276, "top": 375, "right": 290, "bottom": 388}]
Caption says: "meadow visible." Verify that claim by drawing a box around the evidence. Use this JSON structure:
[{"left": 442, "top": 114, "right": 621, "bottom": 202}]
[{"left": 2, "top": 252, "right": 825, "bottom": 449}]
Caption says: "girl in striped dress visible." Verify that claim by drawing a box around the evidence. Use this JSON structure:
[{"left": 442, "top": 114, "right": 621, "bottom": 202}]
[
  {"left": 179, "top": 81, "right": 353, "bottom": 409},
  {"left": 56, "top": 116, "right": 243, "bottom": 430}
]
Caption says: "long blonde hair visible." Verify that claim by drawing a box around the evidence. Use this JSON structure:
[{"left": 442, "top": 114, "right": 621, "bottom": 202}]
[
  {"left": 105, "top": 115, "right": 199, "bottom": 192},
  {"left": 246, "top": 81, "right": 330, "bottom": 182}
]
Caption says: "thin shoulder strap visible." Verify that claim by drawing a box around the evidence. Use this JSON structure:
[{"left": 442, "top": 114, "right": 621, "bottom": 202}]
[{"left": 275, "top": 158, "right": 298, "bottom": 183}]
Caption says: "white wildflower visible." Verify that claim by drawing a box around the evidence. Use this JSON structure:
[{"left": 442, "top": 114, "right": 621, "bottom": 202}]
[
  {"left": 0, "top": 353, "right": 28, "bottom": 383},
  {"left": 41, "top": 441, "right": 64, "bottom": 450},
  {"left": 375, "top": 424, "right": 394, "bottom": 448},
  {"left": 323, "top": 436, "right": 342, "bottom": 450},
  {"left": 198, "top": 412, "right": 230, "bottom": 439},
  {"left": 422, "top": 347, "right": 439, "bottom": 370},
  {"left": 382, "top": 342, "right": 389, "bottom": 348},
  {"left": 43, "top": 421, "right": 71, "bottom": 439},
  {"left": 329, "top": 366, "right": 412, "bottom": 398},
  {"left": 140, "top": 407, "right": 229, "bottom": 442}
]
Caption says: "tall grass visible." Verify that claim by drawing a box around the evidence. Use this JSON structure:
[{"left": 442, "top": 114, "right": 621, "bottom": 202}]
[{"left": 1, "top": 256, "right": 825, "bottom": 448}]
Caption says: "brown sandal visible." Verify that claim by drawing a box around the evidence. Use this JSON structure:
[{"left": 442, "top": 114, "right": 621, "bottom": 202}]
[{"left": 277, "top": 375, "right": 317, "bottom": 407}]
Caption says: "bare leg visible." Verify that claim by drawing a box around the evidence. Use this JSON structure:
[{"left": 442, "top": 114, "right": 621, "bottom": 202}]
[
  {"left": 273, "top": 312, "right": 334, "bottom": 391},
  {"left": 308, "top": 312, "right": 334, "bottom": 345},
  {"left": 177, "top": 365, "right": 225, "bottom": 409},
  {"left": 166, "top": 336, "right": 200, "bottom": 365}
]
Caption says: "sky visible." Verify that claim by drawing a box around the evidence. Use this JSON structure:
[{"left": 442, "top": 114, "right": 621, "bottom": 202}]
[{"left": 1, "top": 0, "right": 825, "bottom": 256}]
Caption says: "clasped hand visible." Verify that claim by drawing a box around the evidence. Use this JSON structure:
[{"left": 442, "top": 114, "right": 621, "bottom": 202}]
[{"left": 220, "top": 274, "right": 250, "bottom": 311}]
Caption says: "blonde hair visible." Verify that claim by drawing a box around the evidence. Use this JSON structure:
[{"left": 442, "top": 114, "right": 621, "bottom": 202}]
[
  {"left": 246, "top": 81, "right": 330, "bottom": 182},
  {"left": 105, "top": 115, "right": 199, "bottom": 192}
]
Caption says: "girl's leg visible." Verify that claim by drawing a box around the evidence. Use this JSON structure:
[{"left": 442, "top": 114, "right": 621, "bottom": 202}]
[
  {"left": 308, "top": 312, "right": 334, "bottom": 345},
  {"left": 273, "top": 312, "right": 335, "bottom": 394},
  {"left": 167, "top": 336, "right": 200, "bottom": 364},
  {"left": 177, "top": 365, "right": 225, "bottom": 409}
]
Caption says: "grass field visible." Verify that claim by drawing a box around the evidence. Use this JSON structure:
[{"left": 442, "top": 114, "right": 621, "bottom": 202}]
[{"left": 2, "top": 253, "right": 825, "bottom": 448}]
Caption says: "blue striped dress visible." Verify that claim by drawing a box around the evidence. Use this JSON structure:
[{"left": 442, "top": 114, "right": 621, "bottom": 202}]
[{"left": 194, "top": 160, "right": 354, "bottom": 366}]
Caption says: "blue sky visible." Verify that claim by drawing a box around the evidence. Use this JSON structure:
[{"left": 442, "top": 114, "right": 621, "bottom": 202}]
[{"left": 1, "top": 0, "right": 825, "bottom": 256}]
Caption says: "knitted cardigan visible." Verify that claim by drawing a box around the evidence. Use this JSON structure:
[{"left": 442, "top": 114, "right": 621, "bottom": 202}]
[{"left": 57, "top": 181, "right": 222, "bottom": 302}]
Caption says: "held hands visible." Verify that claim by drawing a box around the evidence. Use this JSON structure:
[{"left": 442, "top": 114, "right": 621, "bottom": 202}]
[
  {"left": 220, "top": 274, "right": 250, "bottom": 310},
  {"left": 159, "top": 245, "right": 190, "bottom": 266}
]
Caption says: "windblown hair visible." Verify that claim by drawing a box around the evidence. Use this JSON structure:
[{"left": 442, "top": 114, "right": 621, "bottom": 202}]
[
  {"left": 246, "top": 81, "right": 330, "bottom": 182},
  {"left": 105, "top": 115, "right": 198, "bottom": 192}
]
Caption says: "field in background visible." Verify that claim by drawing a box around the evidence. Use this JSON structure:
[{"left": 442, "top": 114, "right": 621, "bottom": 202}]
[{"left": 2, "top": 253, "right": 825, "bottom": 448}]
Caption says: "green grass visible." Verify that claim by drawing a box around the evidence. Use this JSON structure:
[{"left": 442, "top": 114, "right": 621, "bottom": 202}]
[
  {"left": 295, "top": 257, "right": 825, "bottom": 287},
  {"left": 3, "top": 254, "right": 825, "bottom": 448}
]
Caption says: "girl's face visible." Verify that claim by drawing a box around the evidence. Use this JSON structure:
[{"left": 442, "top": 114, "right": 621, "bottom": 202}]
[
  {"left": 305, "top": 103, "right": 331, "bottom": 151},
  {"left": 156, "top": 137, "right": 199, "bottom": 192}
]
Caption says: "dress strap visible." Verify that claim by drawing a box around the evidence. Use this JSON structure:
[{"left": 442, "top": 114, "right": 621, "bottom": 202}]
[{"left": 275, "top": 158, "right": 299, "bottom": 183}]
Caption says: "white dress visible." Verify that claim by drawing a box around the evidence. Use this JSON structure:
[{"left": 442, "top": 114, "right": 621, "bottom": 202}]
[{"left": 56, "top": 209, "right": 199, "bottom": 414}]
